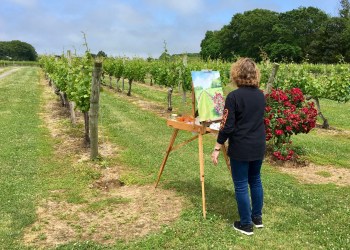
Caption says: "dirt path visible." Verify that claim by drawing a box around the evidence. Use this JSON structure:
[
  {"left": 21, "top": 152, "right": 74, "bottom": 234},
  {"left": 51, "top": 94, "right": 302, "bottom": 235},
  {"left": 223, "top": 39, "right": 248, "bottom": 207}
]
[
  {"left": 277, "top": 163, "right": 350, "bottom": 186},
  {"left": 0, "top": 67, "right": 20, "bottom": 79}
]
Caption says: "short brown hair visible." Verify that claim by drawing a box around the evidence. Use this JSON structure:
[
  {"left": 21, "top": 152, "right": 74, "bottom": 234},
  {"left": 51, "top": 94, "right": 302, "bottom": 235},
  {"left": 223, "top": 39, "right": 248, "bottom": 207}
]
[{"left": 230, "top": 58, "right": 260, "bottom": 88}]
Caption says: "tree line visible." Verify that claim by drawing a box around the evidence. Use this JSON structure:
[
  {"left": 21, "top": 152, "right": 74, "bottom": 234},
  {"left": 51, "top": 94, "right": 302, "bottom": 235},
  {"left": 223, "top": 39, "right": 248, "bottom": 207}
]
[
  {"left": 200, "top": 1, "right": 350, "bottom": 63},
  {"left": 0, "top": 40, "right": 38, "bottom": 61}
]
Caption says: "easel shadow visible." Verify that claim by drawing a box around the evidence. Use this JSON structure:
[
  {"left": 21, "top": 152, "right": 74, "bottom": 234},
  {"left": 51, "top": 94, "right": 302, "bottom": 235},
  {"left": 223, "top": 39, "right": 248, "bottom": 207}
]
[{"left": 165, "top": 179, "right": 238, "bottom": 221}]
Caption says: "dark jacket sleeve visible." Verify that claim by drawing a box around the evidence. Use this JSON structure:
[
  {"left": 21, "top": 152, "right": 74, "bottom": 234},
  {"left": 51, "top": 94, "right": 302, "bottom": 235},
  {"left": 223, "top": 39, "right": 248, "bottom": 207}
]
[{"left": 217, "top": 94, "right": 235, "bottom": 144}]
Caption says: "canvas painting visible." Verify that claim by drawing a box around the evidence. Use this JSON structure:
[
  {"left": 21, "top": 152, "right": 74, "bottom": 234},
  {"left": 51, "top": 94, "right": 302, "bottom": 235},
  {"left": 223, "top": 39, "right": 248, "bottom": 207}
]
[{"left": 191, "top": 71, "right": 225, "bottom": 122}]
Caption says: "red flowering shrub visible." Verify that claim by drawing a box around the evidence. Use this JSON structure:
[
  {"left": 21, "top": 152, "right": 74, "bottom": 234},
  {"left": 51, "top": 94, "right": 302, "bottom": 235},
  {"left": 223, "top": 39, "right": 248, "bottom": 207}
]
[{"left": 265, "top": 88, "right": 318, "bottom": 161}]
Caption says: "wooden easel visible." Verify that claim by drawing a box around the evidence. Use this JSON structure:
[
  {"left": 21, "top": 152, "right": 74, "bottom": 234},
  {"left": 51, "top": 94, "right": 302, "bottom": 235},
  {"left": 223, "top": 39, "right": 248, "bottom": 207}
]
[{"left": 154, "top": 85, "right": 231, "bottom": 219}]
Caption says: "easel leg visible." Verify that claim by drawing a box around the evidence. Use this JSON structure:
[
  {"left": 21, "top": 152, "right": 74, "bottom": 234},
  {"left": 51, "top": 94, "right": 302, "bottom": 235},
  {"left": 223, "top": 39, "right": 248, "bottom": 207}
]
[
  {"left": 198, "top": 133, "right": 206, "bottom": 219},
  {"left": 155, "top": 129, "right": 179, "bottom": 188},
  {"left": 222, "top": 144, "right": 231, "bottom": 173}
]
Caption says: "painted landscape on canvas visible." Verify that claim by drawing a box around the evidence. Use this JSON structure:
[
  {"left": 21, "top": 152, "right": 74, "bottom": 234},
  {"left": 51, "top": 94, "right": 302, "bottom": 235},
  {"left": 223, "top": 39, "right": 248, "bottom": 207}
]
[{"left": 191, "top": 71, "right": 225, "bottom": 122}]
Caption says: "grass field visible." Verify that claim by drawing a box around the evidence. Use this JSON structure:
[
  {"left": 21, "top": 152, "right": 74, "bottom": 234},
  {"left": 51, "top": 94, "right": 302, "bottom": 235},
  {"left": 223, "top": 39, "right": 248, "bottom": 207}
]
[
  {"left": 0, "top": 67, "right": 54, "bottom": 248},
  {"left": 0, "top": 67, "right": 349, "bottom": 249}
]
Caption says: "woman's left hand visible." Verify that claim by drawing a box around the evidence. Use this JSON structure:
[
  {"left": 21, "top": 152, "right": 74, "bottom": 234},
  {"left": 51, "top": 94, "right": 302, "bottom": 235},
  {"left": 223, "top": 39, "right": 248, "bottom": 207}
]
[{"left": 211, "top": 150, "right": 220, "bottom": 165}]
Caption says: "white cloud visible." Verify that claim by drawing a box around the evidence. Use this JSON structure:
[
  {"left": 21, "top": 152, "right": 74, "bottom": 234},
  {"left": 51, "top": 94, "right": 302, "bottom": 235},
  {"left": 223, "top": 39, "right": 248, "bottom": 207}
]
[
  {"left": 108, "top": 3, "right": 153, "bottom": 26},
  {"left": 148, "top": 0, "right": 204, "bottom": 15},
  {"left": 5, "top": 0, "right": 38, "bottom": 8}
]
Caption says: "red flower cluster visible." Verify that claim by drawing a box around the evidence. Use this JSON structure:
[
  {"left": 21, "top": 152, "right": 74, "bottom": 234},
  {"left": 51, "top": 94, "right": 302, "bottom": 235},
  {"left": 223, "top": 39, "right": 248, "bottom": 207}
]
[
  {"left": 212, "top": 92, "right": 225, "bottom": 116},
  {"left": 289, "top": 88, "right": 305, "bottom": 104},
  {"left": 273, "top": 149, "right": 294, "bottom": 160},
  {"left": 265, "top": 88, "right": 318, "bottom": 161}
]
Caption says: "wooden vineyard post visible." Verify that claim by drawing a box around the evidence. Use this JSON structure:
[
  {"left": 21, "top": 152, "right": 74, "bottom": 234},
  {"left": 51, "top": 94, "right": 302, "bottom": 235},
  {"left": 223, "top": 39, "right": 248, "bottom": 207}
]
[
  {"left": 67, "top": 50, "right": 77, "bottom": 125},
  {"left": 167, "top": 87, "right": 173, "bottom": 111},
  {"left": 265, "top": 63, "right": 279, "bottom": 94},
  {"left": 89, "top": 61, "right": 102, "bottom": 159},
  {"left": 69, "top": 101, "right": 77, "bottom": 125},
  {"left": 84, "top": 112, "right": 90, "bottom": 146},
  {"left": 314, "top": 97, "right": 329, "bottom": 129}
]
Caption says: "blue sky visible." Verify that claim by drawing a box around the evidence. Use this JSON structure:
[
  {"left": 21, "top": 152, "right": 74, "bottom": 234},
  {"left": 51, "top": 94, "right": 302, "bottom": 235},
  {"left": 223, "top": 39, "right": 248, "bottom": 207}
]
[
  {"left": 0, "top": 0, "right": 341, "bottom": 57},
  {"left": 192, "top": 71, "right": 221, "bottom": 89}
]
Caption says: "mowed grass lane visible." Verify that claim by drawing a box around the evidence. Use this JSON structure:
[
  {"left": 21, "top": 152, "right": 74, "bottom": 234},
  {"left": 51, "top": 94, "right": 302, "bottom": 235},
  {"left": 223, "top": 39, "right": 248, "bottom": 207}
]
[{"left": 0, "top": 67, "right": 52, "bottom": 248}]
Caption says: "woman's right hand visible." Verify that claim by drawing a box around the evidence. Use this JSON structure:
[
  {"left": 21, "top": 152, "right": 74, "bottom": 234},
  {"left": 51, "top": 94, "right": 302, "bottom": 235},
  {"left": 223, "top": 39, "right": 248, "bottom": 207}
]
[{"left": 211, "top": 150, "right": 220, "bottom": 165}]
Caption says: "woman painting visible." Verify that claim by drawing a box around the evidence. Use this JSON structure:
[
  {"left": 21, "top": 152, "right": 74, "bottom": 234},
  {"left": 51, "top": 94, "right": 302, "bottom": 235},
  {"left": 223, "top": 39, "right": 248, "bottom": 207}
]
[{"left": 211, "top": 58, "right": 266, "bottom": 236}]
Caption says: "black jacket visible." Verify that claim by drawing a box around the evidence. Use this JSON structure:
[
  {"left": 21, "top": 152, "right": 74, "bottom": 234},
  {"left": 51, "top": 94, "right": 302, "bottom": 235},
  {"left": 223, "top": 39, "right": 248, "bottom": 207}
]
[{"left": 217, "top": 87, "right": 266, "bottom": 161}]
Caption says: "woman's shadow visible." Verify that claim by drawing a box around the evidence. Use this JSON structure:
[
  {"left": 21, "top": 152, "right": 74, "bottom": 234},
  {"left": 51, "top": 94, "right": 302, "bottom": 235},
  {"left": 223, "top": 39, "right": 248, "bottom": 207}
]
[{"left": 165, "top": 178, "right": 238, "bottom": 221}]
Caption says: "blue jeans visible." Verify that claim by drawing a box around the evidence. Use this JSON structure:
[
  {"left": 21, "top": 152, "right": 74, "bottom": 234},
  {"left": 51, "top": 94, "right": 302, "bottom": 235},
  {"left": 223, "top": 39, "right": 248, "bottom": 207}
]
[{"left": 230, "top": 158, "right": 263, "bottom": 225}]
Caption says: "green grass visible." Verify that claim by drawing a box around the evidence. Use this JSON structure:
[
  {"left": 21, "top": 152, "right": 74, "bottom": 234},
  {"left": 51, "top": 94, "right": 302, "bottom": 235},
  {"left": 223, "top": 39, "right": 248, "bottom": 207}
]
[
  {"left": 315, "top": 171, "right": 332, "bottom": 177},
  {"left": 1, "top": 71, "right": 349, "bottom": 249},
  {"left": 0, "top": 67, "right": 51, "bottom": 249},
  {"left": 317, "top": 98, "right": 350, "bottom": 130},
  {"left": 131, "top": 81, "right": 193, "bottom": 115},
  {"left": 293, "top": 130, "right": 350, "bottom": 167}
]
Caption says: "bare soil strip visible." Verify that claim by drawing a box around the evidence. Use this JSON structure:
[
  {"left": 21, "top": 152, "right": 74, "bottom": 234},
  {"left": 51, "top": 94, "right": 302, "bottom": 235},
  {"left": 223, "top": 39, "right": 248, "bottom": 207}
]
[{"left": 277, "top": 163, "right": 350, "bottom": 186}]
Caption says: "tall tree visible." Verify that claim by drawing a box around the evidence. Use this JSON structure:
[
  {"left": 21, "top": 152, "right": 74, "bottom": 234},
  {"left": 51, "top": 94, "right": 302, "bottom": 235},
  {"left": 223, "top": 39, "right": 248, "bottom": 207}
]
[
  {"left": 270, "top": 7, "right": 329, "bottom": 62},
  {"left": 199, "top": 6, "right": 350, "bottom": 63},
  {"left": 220, "top": 9, "right": 279, "bottom": 61},
  {"left": 338, "top": 0, "right": 350, "bottom": 61},
  {"left": 265, "top": 43, "right": 302, "bottom": 62},
  {"left": 97, "top": 50, "right": 107, "bottom": 58},
  {"left": 200, "top": 30, "right": 222, "bottom": 60},
  {"left": 339, "top": 0, "right": 350, "bottom": 19},
  {"left": 309, "top": 17, "right": 348, "bottom": 63}
]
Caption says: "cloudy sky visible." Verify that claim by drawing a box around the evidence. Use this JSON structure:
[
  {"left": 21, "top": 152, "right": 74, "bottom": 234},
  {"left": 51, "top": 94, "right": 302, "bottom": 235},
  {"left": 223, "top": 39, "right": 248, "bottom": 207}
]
[{"left": 0, "top": 0, "right": 340, "bottom": 57}]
